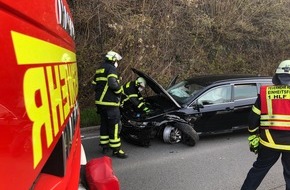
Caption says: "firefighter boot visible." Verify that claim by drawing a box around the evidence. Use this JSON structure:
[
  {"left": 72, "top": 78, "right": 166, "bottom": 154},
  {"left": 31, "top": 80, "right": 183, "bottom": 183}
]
[{"left": 112, "top": 149, "right": 128, "bottom": 159}]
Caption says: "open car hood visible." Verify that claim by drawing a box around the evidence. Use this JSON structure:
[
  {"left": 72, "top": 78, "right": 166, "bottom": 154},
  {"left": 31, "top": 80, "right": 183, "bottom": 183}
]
[{"left": 131, "top": 68, "right": 181, "bottom": 108}]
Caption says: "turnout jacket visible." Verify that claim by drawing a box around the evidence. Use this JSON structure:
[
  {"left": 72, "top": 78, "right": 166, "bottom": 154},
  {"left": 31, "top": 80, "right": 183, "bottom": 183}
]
[
  {"left": 92, "top": 61, "right": 122, "bottom": 106},
  {"left": 249, "top": 85, "right": 290, "bottom": 150},
  {"left": 121, "top": 81, "right": 149, "bottom": 113}
]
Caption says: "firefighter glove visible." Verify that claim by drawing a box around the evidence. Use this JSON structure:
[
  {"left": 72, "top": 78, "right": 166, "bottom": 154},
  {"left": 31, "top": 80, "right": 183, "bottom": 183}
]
[{"left": 248, "top": 134, "right": 259, "bottom": 154}]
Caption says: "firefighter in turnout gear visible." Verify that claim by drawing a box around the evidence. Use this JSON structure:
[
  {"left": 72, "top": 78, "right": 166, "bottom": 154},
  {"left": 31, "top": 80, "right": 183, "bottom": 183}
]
[
  {"left": 92, "top": 51, "right": 128, "bottom": 159},
  {"left": 241, "top": 60, "right": 290, "bottom": 189},
  {"left": 121, "top": 77, "right": 151, "bottom": 115}
]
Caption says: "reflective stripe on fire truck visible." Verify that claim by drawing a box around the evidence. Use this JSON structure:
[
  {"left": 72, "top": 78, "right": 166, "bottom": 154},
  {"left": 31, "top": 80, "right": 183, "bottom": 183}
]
[
  {"left": 12, "top": 31, "right": 78, "bottom": 168},
  {"left": 12, "top": 31, "right": 75, "bottom": 64}
]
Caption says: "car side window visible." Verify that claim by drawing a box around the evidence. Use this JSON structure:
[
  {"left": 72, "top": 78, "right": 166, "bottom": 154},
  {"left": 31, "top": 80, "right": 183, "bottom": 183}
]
[
  {"left": 234, "top": 84, "right": 257, "bottom": 100},
  {"left": 198, "top": 85, "right": 231, "bottom": 105}
]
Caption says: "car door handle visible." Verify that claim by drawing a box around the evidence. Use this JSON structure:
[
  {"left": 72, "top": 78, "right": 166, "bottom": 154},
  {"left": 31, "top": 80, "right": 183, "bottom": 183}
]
[
  {"left": 225, "top": 107, "right": 233, "bottom": 111},
  {"left": 217, "top": 107, "right": 233, "bottom": 114},
  {"left": 235, "top": 105, "right": 251, "bottom": 109}
]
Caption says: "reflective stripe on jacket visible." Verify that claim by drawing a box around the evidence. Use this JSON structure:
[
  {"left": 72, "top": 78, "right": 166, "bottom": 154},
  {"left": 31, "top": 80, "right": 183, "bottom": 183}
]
[
  {"left": 121, "top": 81, "right": 149, "bottom": 112},
  {"left": 259, "top": 85, "right": 290, "bottom": 150},
  {"left": 92, "top": 61, "right": 122, "bottom": 106},
  {"left": 260, "top": 85, "right": 290, "bottom": 130}
]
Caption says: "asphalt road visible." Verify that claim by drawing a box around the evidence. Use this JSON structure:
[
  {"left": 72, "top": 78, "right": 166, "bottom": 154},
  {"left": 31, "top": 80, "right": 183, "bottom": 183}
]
[{"left": 81, "top": 127, "right": 286, "bottom": 190}]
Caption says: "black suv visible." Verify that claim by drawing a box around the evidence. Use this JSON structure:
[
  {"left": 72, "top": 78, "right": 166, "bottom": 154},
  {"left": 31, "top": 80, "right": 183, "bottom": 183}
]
[{"left": 120, "top": 68, "right": 272, "bottom": 147}]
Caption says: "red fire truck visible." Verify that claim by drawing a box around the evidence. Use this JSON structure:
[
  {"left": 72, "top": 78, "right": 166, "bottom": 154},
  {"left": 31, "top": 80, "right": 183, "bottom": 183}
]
[{"left": 0, "top": 0, "right": 84, "bottom": 189}]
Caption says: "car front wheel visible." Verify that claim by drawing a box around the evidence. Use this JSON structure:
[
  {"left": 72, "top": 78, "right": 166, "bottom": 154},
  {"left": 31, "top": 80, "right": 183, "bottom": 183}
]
[
  {"left": 162, "top": 123, "right": 199, "bottom": 146},
  {"left": 163, "top": 125, "right": 182, "bottom": 144}
]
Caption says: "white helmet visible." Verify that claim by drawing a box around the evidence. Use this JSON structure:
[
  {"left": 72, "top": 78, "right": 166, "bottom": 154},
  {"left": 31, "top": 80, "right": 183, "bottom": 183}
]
[
  {"left": 276, "top": 60, "right": 290, "bottom": 74},
  {"left": 136, "top": 77, "right": 146, "bottom": 88},
  {"left": 105, "top": 51, "right": 122, "bottom": 62}
]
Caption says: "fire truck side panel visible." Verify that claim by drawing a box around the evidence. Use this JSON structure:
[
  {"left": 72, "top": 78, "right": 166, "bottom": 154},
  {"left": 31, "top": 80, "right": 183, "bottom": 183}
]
[{"left": 0, "top": 0, "right": 81, "bottom": 189}]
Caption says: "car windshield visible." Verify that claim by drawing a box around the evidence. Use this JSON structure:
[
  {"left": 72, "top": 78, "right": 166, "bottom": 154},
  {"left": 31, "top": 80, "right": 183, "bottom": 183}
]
[{"left": 167, "top": 80, "right": 204, "bottom": 104}]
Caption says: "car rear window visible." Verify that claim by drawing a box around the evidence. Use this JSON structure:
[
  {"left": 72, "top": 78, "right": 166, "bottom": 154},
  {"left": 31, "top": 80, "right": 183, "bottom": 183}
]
[{"left": 234, "top": 84, "right": 257, "bottom": 100}]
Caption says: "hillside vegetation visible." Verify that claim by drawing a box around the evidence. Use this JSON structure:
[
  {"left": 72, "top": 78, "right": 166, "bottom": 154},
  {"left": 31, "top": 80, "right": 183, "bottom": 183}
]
[{"left": 70, "top": 0, "right": 290, "bottom": 109}]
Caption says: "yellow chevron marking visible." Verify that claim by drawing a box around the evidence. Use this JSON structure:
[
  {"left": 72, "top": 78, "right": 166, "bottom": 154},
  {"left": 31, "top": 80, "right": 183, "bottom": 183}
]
[{"left": 11, "top": 31, "right": 76, "bottom": 64}]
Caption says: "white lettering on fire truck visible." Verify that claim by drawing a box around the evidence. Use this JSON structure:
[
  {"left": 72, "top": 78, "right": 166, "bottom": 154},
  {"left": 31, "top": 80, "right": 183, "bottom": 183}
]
[
  {"left": 11, "top": 31, "right": 78, "bottom": 168},
  {"left": 56, "top": 0, "right": 75, "bottom": 39}
]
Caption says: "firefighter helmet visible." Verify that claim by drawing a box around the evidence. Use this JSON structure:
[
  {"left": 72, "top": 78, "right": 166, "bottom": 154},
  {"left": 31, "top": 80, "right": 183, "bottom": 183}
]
[
  {"left": 136, "top": 77, "right": 146, "bottom": 88},
  {"left": 105, "top": 51, "right": 122, "bottom": 62},
  {"left": 276, "top": 60, "right": 290, "bottom": 74},
  {"left": 273, "top": 60, "right": 290, "bottom": 85}
]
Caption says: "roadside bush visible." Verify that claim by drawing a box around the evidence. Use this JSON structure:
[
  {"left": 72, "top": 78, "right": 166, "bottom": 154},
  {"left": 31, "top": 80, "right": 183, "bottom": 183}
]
[
  {"left": 80, "top": 107, "right": 100, "bottom": 127},
  {"left": 71, "top": 0, "right": 290, "bottom": 126}
]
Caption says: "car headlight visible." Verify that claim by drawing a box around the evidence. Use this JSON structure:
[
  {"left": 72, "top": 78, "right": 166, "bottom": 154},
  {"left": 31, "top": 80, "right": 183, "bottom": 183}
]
[{"left": 128, "top": 120, "right": 148, "bottom": 128}]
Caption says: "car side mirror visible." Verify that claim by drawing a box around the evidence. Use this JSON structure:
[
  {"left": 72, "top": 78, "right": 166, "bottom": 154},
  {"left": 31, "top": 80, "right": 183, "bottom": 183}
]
[
  {"left": 192, "top": 100, "right": 204, "bottom": 111},
  {"left": 200, "top": 100, "right": 212, "bottom": 105}
]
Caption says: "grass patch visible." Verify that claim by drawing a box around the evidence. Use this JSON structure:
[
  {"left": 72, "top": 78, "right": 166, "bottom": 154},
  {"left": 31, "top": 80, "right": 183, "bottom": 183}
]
[{"left": 80, "top": 107, "right": 100, "bottom": 128}]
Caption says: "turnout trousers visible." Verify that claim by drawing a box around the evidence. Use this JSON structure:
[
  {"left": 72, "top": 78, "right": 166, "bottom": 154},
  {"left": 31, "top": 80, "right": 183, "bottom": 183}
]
[
  {"left": 96, "top": 105, "right": 122, "bottom": 150},
  {"left": 241, "top": 145, "right": 290, "bottom": 190}
]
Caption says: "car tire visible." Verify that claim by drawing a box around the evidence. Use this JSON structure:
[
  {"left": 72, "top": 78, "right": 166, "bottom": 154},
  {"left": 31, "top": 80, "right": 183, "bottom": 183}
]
[
  {"left": 163, "top": 125, "right": 182, "bottom": 144},
  {"left": 174, "top": 122, "right": 199, "bottom": 146}
]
